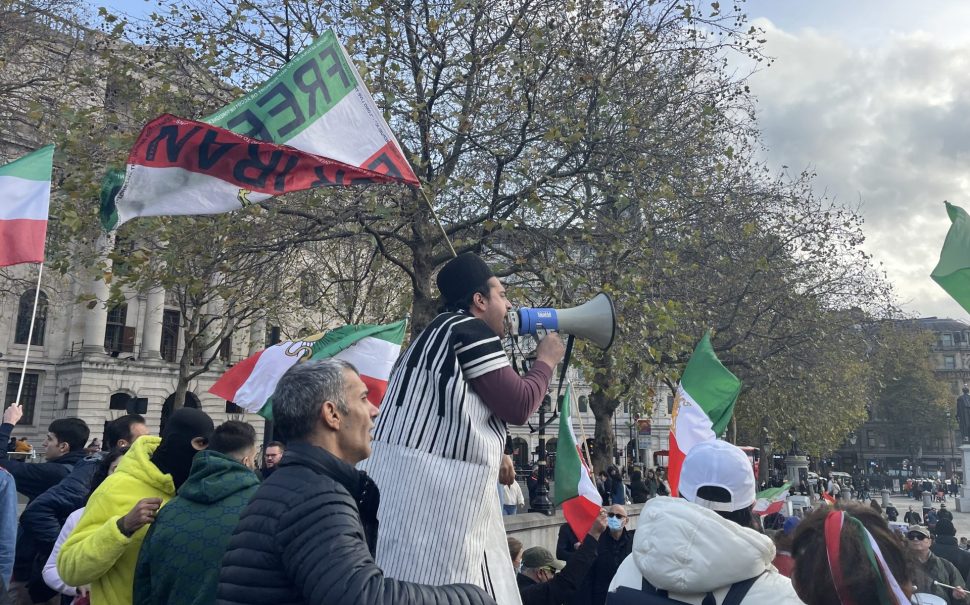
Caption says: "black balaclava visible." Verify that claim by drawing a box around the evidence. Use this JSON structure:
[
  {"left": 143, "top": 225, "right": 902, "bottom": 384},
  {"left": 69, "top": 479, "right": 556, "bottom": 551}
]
[{"left": 152, "top": 407, "right": 214, "bottom": 489}]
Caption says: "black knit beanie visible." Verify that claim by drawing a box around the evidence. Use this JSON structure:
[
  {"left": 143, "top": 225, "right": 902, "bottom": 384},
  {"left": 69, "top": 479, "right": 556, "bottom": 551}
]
[{"left": 436, "top": 252, "right": 494, "bottom": 305}]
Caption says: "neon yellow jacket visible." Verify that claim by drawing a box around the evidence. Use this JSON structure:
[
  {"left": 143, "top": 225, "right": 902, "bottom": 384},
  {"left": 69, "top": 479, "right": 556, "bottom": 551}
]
[{"left": 58, "top": 436, "right": 175, "bottom": 604}]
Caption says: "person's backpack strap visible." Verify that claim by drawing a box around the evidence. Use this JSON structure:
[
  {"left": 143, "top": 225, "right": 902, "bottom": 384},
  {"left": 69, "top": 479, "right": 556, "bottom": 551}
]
[
  {"left": 607, "top": 572, "right": 765, "bottom": 605},
  {"left": 721, "top": 571, "right": 767, "bottom": 605}
]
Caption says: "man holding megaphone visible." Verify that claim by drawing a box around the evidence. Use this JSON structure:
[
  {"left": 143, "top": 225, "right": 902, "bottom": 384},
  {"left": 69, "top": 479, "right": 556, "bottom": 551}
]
[{"left": 361, "top": 252, "right": 565, "bottom": 605}]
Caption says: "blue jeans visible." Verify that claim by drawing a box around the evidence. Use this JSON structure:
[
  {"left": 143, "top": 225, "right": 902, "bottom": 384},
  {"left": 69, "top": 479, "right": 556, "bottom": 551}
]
[{"left": 503, "top": 505, "right": 518, "bottom": 515}]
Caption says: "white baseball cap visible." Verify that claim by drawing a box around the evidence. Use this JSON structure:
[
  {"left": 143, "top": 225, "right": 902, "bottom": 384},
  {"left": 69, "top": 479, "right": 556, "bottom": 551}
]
[{"left": 679, "top": 440, "right": 757, "bottom": 512}]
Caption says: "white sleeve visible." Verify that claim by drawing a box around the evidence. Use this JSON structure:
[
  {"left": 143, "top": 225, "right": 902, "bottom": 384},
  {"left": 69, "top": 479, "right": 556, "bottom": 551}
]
[{"left": 44, "top": 508, "right": 82, "bottom": 597}]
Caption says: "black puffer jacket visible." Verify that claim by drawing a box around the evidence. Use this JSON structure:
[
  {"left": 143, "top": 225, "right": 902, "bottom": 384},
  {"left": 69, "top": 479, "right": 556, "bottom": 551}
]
[{"left": 216, "top": 441, "right": 494, "bottom": 605}]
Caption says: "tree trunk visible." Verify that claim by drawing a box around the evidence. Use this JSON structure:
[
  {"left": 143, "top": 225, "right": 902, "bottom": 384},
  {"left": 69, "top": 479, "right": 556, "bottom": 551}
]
[
  {"left": 173, "top": 368, "right": 190, "bottom": 410},
  {"left": 408, "top": 200, "right": 441, "bottom": 336},
  {"left": 590, "top": 407, "right": 615, "bottom": 473}
]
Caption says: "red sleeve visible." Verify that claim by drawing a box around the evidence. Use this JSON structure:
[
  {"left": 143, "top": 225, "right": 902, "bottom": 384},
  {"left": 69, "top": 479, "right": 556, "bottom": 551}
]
[{"left": 468, "top": 361, "right": 553, "bottom": 425}]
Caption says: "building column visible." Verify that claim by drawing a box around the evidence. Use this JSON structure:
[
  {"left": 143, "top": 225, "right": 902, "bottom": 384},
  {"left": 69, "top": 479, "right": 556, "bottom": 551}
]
[
  {"left": 248, "top": 318, "right": 266, "bottom": 355},
  {"left": 203, "top": 297, "right": 224, "bottom": 363},
  {"left": 140, "top": 287, "right": 165, "bottom": 360},
  {"left": 81, "top": 235, "right": 113, "bottom": 355}
]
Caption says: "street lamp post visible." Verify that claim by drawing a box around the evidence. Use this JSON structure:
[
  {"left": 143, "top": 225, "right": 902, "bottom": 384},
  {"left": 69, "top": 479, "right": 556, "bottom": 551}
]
[
  {"left": 947, "top": 411, "right": 956, "bottom": 476},
  {"left": 629, "top": 420, "right": 637, "bottom": 467},
  {"left": 529, "top": 395, "right": 554, "bottom": 515},
  {"left": 613, "top": 413, "right": 620, "bottom": 467}
]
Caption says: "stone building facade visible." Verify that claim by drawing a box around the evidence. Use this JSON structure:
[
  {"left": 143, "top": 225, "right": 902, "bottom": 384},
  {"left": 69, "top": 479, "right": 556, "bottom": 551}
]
[
  {"left": 832, "top": 317, "right": 965, "bottom": 479},
  {"left": 0, "top": 260, "right": 264, "bottom": 449}
]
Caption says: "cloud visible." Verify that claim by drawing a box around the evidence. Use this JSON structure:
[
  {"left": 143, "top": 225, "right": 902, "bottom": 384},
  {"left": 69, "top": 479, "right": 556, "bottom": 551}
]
[{"left": 746, "top": 18, "right": 970, "bottom": 319}]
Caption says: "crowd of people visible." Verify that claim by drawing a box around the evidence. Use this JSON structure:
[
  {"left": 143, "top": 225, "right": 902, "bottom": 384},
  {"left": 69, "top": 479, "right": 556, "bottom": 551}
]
[{"left": 0, "top": 251, "right": 968, "bottom": 605}]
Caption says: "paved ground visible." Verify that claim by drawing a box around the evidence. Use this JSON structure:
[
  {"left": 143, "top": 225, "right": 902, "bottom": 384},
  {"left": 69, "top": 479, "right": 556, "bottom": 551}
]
[{"left": 885, "top": 492, "right": 970, "bottom": 536}]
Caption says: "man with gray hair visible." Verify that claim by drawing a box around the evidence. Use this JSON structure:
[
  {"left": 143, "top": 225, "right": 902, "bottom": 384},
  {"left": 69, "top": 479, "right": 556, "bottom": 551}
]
[{"left": 216, "top": 359, "right": 494, "bottom": 605}]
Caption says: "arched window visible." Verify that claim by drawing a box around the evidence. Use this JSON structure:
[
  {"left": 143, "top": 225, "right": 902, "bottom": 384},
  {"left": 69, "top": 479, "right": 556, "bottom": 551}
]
[
  {"left": 14, "top": 290, "right": 47, "bottom": 346},
  {"left": 109, "top": 392, "right": 133, "bottom": 411}
]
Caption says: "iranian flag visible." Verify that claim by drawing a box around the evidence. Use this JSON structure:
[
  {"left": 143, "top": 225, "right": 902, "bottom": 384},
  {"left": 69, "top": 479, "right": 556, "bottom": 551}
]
[
  {"left": 101, "top": 30, "right": 417, "bottom": 230},
  {"left": 0, "top": 145, "right": 54, "bottom": 266},
  {"left": 932, "top": 201, "right": 970, "bottom": 314},
  {"left": 210, "top": 320, "right": 406, "bottom": 416},
  {"left": 667, "top": 331, "right": 741, "bottom": 497},
  {"left": 753, "top": 482, "right": 791, "bottom": 516},
  {"left": 554, "top": 384, "right": 603, "bottom": 540}
]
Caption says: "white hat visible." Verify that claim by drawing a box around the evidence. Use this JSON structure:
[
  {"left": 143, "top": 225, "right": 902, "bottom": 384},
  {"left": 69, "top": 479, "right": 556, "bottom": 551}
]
[{"left": 679, "top": 440, "right": 757, "bottom": 512}]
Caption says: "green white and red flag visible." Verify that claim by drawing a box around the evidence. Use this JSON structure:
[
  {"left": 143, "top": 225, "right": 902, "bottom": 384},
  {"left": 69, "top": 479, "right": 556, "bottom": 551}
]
[
  {"left": 0, "top": 145, "right": 54, "bottom": 266},
  {"left": 100, "top": 114, "right": 403, "bottom": 229},
  {"left": 753, "top": 482, "right": 791, "bottom": 516},
  {"left": 209, "top": 320, "right": 406, "bottom": 417},
  {"left": 931, "top": 201, "right": 970, "bottom": 314},
  {"left": 101, "top": 30, "right": 417, "bottom": 230},
  {"left": 667, "top": 330, "right": 741, "bottom": 497},
  {"left": 554, "top": 384, "right": 603, "bottom": 540}
]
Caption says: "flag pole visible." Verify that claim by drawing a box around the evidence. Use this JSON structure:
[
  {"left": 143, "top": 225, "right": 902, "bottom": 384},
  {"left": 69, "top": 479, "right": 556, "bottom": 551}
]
[
  {"left": 418, "top": 186, "right": 457, "bottom": 258},
  {"left": 14, "top": 262, "right": 44, "bottom": 407},
  {"left": 570, "top": 382, "right": 594, "bottom": 469}
]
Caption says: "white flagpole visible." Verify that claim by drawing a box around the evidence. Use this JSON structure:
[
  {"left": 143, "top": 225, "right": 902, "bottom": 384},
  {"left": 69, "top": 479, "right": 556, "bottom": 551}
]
[
  {"left": 14, "top": 262, "right": 44, "bottom": 406},
  {"left": 570, "top": 382, "right": 594, "bottom": 469}
]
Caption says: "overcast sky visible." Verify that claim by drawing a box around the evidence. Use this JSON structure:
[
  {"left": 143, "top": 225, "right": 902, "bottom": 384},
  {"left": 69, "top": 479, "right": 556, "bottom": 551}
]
[
  {"left": 740, "top": 1, "right": 970, "bottom": 321},
  {"left": 90, "top": 1, "right": 970, "bottom": 320}
]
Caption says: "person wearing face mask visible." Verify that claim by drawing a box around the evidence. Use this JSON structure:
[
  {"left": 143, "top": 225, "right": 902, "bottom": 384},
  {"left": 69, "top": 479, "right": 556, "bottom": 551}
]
[
  {"left": 518, "top": 511, "right": 608, "bottom": 605},
  {"left": 577, "top": 505, "right": 635, "bottom": 605},
  {"left": 134, "top": 420, "right": 260, "bottom": 605},
  {"left": 57, "top": 407, "right": 214, "bottom": 605}
]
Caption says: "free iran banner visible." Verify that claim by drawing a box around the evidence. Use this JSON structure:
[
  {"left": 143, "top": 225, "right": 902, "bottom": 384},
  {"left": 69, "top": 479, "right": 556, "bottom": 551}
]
[{"left": 101, "top": 31, "right": 417, "bottom": 230}]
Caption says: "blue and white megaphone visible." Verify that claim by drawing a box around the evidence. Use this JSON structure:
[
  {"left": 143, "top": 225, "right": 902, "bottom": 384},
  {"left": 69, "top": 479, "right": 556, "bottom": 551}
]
[{"left": 506, "top": 292, "right": 616, "bottom": 350}]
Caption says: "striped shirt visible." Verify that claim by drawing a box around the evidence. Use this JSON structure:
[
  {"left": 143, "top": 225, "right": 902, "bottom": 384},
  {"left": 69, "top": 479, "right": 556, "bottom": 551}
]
[
  {"left": 363, "top": 312, "right": 522, "bottom": 603},
  {"left": 373, "top": 312, "right": 509, "bottom": 465}
]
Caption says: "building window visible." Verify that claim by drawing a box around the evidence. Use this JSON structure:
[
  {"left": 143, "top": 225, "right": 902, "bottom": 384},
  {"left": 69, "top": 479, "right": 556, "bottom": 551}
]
[
  {"left": 5, "top": 372, "right": 38, "bottom": 425},
  {"left": 218, "top": 335, "right": 232, "bottom": 362},
  {"left": 226, "top": 401, "right": 245, "bottom": 414},
  {"left": 867, "top": 430, "right": 877, "bottom": 448},
  {"left": 104, "top": 304, "right": 133, "bottom": 353},
  {"left": 14, "top": 289, "right": 47, "bottom": 346},
  {"left": 109, "top": 392, "right": 133, "bottom": 410},
  {"left": 61, "top": 391, "right": 69, "bottom": 410},
  {"left": 622, "top": 402, "right": 629, "bottom": 414},
  {"left": 944, "top": 355, "right": 957, "bottom": 370},
  {"left": 161, "top": 310, "right": 180, "bottom": 362},
  {"left": 942, "top": 333, "right": 954, "bottom": 347},
  {"left": 265, "top": 325, "right": 281, "bottom": 348},
  {"left": 578, "top": 395, "right": 588, "bottom": 413},
  {"left": 667, "top": 395, "right": 674, "bottom": 415}
]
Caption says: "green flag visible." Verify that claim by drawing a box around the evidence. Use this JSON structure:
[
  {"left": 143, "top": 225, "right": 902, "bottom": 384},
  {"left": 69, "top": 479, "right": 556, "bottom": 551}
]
[{"left": 932, "top": 201, "right": 970, "bottom": 314}]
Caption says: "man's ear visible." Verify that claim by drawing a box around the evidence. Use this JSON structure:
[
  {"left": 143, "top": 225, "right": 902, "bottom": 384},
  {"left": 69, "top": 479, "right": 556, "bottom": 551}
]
[
  {"left": 191, "top": 436, "right": 208, "bottom": 451},
  {"left": 321, "top": 400, "right": 340, "bottom": 430},
  {"left": 471, "top": 290, "right": 487, "bottom": 311}
]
